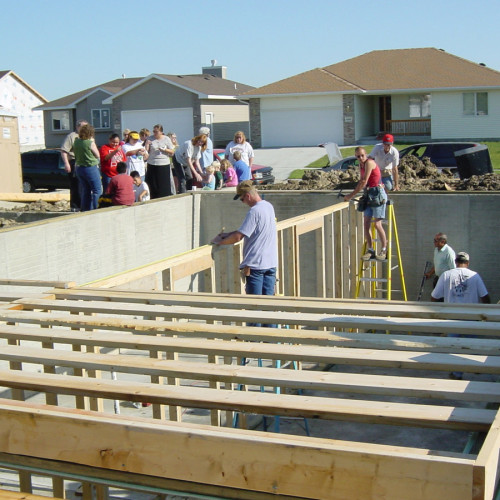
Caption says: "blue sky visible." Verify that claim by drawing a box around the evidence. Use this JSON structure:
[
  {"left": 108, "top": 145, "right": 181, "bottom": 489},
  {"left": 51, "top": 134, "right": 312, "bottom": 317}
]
[{"left": 4, "top": 0, "right": 499, "bottom": 101}]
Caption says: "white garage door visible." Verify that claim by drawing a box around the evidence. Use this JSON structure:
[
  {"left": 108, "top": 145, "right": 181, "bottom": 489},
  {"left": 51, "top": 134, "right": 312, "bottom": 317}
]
[
  {"left": 121, "top": 108, "right": 193, "bottom": 143},
  {"left": 261, "top": 107, "right": 343, "bottom": 147}
]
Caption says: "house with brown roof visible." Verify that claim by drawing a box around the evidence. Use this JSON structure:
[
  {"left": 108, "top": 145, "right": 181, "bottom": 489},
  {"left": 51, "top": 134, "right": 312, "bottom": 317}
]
[
  {"left": 38, "top": 64, "right": 254, "bottom": 148},
  {"left": 37, "top": 77, "right": 142, "bottom": 148},
  {"left": 243, "top": 48, "right": 500, "bottom": 148},
  {"left": 0, "top": 70, "right": 47, "bottom": 151}
]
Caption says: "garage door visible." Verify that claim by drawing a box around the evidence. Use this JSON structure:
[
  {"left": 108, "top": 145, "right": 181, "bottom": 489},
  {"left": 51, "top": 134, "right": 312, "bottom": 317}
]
[
  {"left": 121, "top": 108, "right": 193, "bottom": 143},
  {"left": 261, "top": 107, "right": 343, "bottom": 147}
]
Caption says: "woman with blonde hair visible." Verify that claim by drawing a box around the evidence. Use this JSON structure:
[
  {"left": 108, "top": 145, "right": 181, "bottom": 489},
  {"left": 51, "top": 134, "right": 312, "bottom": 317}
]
[
  {"left": 225, "top": 130, "right": 254, "bottom": 167},
  {"left": 144, "top": 124, "right": 174, "bottom": 198},
  {"left": 73, "top": 124, "right": 102, "bottom": 211},
  {"left": 173, "top": 134, "right": 207, "bottom": 192}
]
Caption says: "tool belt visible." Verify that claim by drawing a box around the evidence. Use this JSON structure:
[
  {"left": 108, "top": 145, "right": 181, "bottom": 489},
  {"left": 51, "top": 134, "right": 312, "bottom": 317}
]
[{"left": 381, "top": 170, "right": 393, "bottom": 178}]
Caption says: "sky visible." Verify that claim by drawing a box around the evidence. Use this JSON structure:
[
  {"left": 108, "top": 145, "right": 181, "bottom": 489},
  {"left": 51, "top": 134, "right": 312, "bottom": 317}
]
[{"left": 3, "top": 0, "right": 500, "bottom": 101}]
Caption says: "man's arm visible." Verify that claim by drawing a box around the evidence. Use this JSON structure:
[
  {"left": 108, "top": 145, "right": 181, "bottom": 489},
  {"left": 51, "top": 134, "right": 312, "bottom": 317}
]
[
  {"left": 480, "top": 294, "right": 491, "bottom": 304},
  {"left": 61, "top": 151, "right": 71, "bottom": 173},
  {"left": 211, "top": 230, "right": 244, "bottom": 246}
]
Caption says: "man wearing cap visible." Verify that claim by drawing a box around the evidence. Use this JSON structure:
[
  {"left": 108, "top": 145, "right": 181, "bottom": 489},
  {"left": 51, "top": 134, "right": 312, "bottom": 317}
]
[
  {"left": 431, "top": 252, "right": 490, "bottom": 304},
  {"left": 211, "top": 180, "right": 278, "bottom": 300},
  {"left": 369, "top": 134, "right": 399, "bottom": 191},
  {"left": 199, "top": 126, "right": 213, "bottom": 174}
]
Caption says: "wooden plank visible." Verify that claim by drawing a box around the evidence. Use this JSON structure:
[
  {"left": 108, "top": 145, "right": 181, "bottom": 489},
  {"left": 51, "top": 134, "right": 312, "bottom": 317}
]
[
  {"left": 1, "top": 315, "right": 500, "bottom": 356},
  {"left": 0, "top": 490, "right": 64, "bottom": 500},
  {"left": 2, "top": 345, "right": 499, "bottom": 403},
  {"left": 474, "top": 408, "right": 500, "bottom": 500},
  {"left": 0, "top": 193, "right": 70, "bottom": 202},
  {"left": 0, "top": 370, "right": 495, "bottom": 431},
  {"left": 0, "top": 324, "right": 499, "bottom": 374},
  {"left": 54, "top": 288, "right": 500, "bottom": 322},
  {"left": 0, "top": 280, "right": 74, "bottom": 289},
  {"left": 11, "top": 297, "right": 500, "bottom": 336},
  {"left": 0, "top": 401, "right": 477, "bottom": 499}
]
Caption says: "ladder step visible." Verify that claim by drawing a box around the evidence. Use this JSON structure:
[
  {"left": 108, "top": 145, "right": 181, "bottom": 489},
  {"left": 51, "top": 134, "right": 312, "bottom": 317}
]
[{"left": 360, "top": 278, "right": 388, "bottom": 283}]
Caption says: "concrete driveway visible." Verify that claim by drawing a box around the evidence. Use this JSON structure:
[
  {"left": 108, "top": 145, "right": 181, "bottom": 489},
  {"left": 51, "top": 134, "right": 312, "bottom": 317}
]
[{"left": 253, "top": 147, "right": 327, "bottom": 182}]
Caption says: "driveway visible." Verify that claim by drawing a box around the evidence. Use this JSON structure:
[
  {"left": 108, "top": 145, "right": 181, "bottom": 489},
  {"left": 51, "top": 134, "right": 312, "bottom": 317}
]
[{"left": 253, "top": 147, "right": 327, "bottom": 182}]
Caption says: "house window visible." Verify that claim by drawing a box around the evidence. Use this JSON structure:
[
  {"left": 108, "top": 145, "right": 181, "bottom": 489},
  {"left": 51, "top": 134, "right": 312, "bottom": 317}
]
[
  {"left": 91, "top": 109, "right": 111, "bottom": 129},
  {"left": 51, "top": 111, "right": 70, "bottom": 131},
  {"left": 409, "top": 95, "right": 431, "bottom": 118},
  {"left": 463, "top": 92, "right": 488, "bottom": 116}
]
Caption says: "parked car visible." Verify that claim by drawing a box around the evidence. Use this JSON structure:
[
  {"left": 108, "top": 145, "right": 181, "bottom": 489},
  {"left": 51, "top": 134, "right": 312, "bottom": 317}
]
[
  {"left": 398, "top": 142, "right": 482, "bottom": 172},
  {"left": 322, "top": 156, "right": 358, "bottom": 172},
  {"left": 213, "top": 149, "right": 275, "bottom": 185},
  {"left": 21, "top": 149, "right": 70, "bottom": 193}
]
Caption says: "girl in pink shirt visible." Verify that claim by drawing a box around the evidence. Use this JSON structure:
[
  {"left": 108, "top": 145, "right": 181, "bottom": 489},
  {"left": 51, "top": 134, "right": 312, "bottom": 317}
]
[{"left": 221, "top": 159, "right": 238, "bottom": 187}]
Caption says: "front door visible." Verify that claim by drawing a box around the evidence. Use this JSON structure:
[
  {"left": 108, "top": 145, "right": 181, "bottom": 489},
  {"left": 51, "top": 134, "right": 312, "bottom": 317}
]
[{"left": 379, "top": 96, "right": 392, "bottom": 132}]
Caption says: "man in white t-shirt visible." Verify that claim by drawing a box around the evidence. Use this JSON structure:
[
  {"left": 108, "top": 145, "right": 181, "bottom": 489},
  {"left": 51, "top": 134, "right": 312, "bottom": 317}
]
[
  {"left": 369, "top": 133, "right": 399, "bottom": 191},
  {"left": 431, "top": 252, "right": 490, "bottom": 303}
]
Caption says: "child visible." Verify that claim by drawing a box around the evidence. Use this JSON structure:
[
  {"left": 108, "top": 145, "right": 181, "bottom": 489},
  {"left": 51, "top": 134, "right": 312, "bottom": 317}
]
[
  {"left": 106, "top": 162, "right": 135, "bottom": 206},
  {"left": 202, "top": 165, "right": 216, "bottom": 190},
  {"left": 220, "top": 159, "right": 238, "bottom": 187},
  {"left": 131, "top": 170, "right": 150, "bottom": 202},
  {"left": 232, "top": 150, "right": 251, "bottom": 182},
  {"left": 213, "top": 160, "right": 223, "bottom": 190}
]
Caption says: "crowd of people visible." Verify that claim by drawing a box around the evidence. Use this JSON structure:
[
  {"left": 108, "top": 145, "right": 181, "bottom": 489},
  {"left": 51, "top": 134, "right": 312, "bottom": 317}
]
[{"left": 60, "top": 121, "right": 254, "bottom": 212}]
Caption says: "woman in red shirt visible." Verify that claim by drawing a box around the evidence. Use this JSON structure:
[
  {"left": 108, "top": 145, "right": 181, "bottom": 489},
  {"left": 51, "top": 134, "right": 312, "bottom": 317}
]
[
  {"left": 344, "top": 147, "right": 388, "bottom": 261},
  {"left": 99, "top": 133, "right": 126, "bottom": 192}
]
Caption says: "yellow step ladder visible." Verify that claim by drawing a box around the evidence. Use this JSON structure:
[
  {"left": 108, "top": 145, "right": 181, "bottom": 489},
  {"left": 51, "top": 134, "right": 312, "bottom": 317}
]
[{"left": 355, "top": 201, "right": 407, "bottom": 300}]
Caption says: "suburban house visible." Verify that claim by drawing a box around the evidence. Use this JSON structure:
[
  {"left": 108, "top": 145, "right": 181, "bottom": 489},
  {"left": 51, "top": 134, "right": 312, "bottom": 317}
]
[
  {"left": 37, "top": 77, "right": 141, "bottom": 148},
  {"left": 0, "top": 70, "right": 47, "bottom": 151},
  {"left": 243, "top": 48, "right": 500, "bottom": 147},
  {"left": 38, "top": 65, "right": 254, "bottom": 148}
]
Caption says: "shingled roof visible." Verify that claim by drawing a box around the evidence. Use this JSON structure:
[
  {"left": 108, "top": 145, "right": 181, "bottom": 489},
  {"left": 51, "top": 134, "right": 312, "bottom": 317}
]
[
  {"left": 36, "top": 78, "right": 142, "bottom": 110},
  {"left": 244, "top": 48, "right": 500, "bottom": 96}
]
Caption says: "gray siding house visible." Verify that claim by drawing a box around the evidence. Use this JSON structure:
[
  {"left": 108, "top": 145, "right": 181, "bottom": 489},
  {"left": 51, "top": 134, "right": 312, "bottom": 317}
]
[{"left": 38, "top": 66, "right": 254, "bottom": 148}]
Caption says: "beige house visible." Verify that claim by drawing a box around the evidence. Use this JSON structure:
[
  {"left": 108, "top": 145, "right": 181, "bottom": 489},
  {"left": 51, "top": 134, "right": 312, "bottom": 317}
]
[{"left": 243, "top": 48, "right": 500, "bottom": 147}]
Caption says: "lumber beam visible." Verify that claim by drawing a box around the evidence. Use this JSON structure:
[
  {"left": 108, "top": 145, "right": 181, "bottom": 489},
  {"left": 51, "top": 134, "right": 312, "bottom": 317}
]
[
  {"left": 0, "top": 401, "right": 477, "bottom": 499},
  {"left": 11, "top": 297, "right": 500, "bottom": 336},
  {"left": 0, "top": 371, "right": 494, "bottom": 430},
  {"left": 1, "top": 314, "right": 500, "bottom": 356},
  {"left": 1, "top": 344, "right": 499, "bottom": 403}
]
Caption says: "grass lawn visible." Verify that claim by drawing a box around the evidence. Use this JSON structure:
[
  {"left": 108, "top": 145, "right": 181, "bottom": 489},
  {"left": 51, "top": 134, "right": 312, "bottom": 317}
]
[{"left": 289, "top": 141, "right": 500, "bottom": 179}]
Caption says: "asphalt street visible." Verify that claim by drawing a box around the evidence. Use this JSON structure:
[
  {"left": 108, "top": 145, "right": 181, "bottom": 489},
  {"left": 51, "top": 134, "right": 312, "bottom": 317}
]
[{"left": 253, "top": 146, "right": 327, "bottom": 182}]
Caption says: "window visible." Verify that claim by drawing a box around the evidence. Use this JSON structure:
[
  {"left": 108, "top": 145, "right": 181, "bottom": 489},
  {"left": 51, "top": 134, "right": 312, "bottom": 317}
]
[
  {"left": 51, "top": 111, "right": 70, "bottom": 131},
  {"left": 463, "top": 92, "right": 488, "bottom": 116},
  {"left": 409, "top": 95, "right": 431, "bottom": 118},
  {"left": 91, "top": 108, "right": 111, "bottom": 129}
]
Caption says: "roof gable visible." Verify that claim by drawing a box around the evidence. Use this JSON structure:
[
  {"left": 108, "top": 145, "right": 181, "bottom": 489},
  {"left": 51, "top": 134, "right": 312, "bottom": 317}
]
[
  {"left": 37, "top": 77, "right": 142, "bottom": 110},
  {"left": 104, "top": 73, "right": 254, "bottom": 103},
  {"left": 244, "top": 48, "right": 500, "bottom": 97},
  {"left": 0, "top": 70, "right": 48, "bottom": 103}
]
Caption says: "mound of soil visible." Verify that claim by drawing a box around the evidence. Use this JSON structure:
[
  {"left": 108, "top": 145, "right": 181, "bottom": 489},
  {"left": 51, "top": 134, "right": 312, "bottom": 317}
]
[{"left": 261, "top": 156, "right": 500, "bottom": 192}]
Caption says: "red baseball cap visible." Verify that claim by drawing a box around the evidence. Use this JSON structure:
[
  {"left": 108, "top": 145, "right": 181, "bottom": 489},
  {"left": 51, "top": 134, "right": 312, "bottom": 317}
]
[{"left": 382, "top": 134, "right": 394, "bottom": 144}]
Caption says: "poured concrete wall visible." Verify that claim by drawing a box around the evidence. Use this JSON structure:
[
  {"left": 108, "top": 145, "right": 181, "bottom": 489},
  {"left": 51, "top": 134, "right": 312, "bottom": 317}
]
[{"left": 0, "top": 191, "right": 499, "bottom": 302}]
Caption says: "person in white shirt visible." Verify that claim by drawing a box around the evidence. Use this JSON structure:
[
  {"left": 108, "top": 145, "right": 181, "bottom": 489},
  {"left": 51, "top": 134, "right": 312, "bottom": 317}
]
[
  {"left": 431, "top": 252, "right": 490, "bottom": 304},
  {"left": 131, "top": 170, "right": 150, "bottom": 202},
  {"left": 369, "top": 133, "right": 399, "bottom": 192}
]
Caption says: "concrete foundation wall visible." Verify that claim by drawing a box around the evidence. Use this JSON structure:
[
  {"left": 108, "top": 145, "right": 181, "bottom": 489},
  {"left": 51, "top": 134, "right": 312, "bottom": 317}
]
[
  {"left": 0, "top": 191, "right": 498, "bottom": 302},
  {"left": 0, "top": 194, "right": 201, "bottom": 286}
]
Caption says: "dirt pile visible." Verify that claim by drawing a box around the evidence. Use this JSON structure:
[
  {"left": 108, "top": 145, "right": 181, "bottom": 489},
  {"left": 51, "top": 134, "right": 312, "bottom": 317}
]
[
  {"left": 261, "top": 156, "right": 500, "bottom": 192},
  {"left": 12, "top": 200, "right": 72, "bottom": 212}
]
